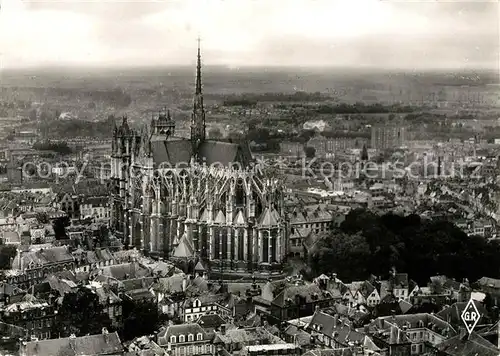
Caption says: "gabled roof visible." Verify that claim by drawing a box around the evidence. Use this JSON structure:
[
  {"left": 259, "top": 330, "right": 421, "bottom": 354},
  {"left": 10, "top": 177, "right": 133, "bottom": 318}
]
[
  {"left": 157, "top": 323, "right": 209, "bottom": 346},
  {"left": 21, "top": 332, "right": 124, "bottom": 356},
  {"left": 196, "top": 314, "right": 226, "bottom": 330},
  {"left": 437, "top": 300, "right": 487, "bottom": 326},
  {"left": 172, "top": 234, "right": 195, "bottom": 258},
  {"left": 233, "top": 210, "right": 246, "bottom": 226},
  {"left": 214, "top": 210, "right": 225, "bottom": 225},
  {"left": 154, "top": 274, "right": 186, "bottom": 294},
  {"left": 273, "top": 283, "right": 328, "bottom": 307},
  {"left": 99, "top": 262, "right": 150, "bottom": 281},
  {"left": 12, "top": 246, "right": 74, "bottom": 270},
  {"left": 150, "top": 138, "right": 252, "bottom": 167},
  {"left": 436, "top": 331, "right": 500, "bottom": 356},
  {"left": 199, "top": 209, "right": 210, "bottom": 222},
  {"left": 194, "top": 261, "right": 205, "bottom": 272},
  {"left": 257, "top": 207, "right": 280, "bottom": 227},
  {"left": 476, "top": 276, "right": 500, "bottom": 289}
]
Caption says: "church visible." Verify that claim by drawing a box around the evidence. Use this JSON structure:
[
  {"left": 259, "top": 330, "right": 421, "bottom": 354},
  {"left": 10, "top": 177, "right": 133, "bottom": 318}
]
[{"left": 109, "top": 41, "right": 288, "bottom": 275}]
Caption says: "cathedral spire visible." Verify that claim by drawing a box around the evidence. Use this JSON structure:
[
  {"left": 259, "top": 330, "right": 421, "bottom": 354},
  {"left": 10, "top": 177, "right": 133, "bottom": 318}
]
[
  {"left": 191, "top": 36, "right": 206, "bottom": 153},
  {"left": 196, "top": 36, "right": 202, "bottom": 95}
]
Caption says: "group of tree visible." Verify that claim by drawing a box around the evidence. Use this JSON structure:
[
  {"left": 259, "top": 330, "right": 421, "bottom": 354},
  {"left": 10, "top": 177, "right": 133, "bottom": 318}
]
[
  {"left": 222, "top": 91, "right": 329, "bottom": 107},
  {"left": 53, "top": 216, "right": 70, "bottom": 240},
  {"left": 52, "top": 286, "right": 168, "bottom": 342},
  {"left": 314, "top": 103, "right": 416, "bottom": 115},
  {"left": 308, "top": 209, "right": 500, "bottom": 285},
  {"left": 320, "top": 131, "right": 370, "bottom": 139},
  {"left": 33, "top": 140, "right": 73, "bottom": 155},
  {"left": 42, "top": 88, "right": 132, "bottom": 108},
  {"left": 0, "top": 245, "right": 17, "bottom": 269},
  {"left": 121, "top": 298, "right": 169, "bottom": 341},
  {"left": 52, "top": 286, "right": 113, "bottom": 337},
  {"left": 38, "top": 117, "right": 114, "bottom": 139}
]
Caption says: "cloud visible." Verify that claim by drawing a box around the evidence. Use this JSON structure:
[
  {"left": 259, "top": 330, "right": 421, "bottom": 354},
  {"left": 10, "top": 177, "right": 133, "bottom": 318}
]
[{"left": 0, "top": 0, "right": 497, "bottom": 69}]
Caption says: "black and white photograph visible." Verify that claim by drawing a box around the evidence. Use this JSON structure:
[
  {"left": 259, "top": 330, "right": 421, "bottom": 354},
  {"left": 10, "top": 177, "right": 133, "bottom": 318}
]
[{"left": 0, "top": 0, "right": 499, "bottom": 355}]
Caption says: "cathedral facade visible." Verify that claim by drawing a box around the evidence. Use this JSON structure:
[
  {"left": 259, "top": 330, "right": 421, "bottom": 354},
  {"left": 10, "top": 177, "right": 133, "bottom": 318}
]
[{"left": 110, "top": 43, "right": 288, "bottom": 274}]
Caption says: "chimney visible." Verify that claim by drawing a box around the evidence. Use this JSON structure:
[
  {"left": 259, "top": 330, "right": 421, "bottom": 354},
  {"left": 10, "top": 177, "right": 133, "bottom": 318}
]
[
  {"left": 333, "top": 314, "right": 339, "bottom": 328},
  {"left": 220, "top": 324, "right": 226, "bottom": 335},
  {"left": 182, "top": 277, "right": 187, "bottom": 292}
]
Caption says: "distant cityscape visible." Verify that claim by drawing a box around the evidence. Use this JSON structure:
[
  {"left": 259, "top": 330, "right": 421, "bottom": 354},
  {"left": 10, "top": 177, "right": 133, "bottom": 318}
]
[{"left": 1, "top": 33, "right": 500, "bottom": 356}]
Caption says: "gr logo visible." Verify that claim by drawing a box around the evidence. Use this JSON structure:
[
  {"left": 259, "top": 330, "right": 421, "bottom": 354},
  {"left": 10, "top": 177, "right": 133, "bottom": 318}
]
[{"left": 461, "top": 299, "right": 481, "bottom": 334}]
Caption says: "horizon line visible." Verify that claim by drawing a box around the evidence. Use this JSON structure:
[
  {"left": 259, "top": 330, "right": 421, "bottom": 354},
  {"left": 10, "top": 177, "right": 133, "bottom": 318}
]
[{"left": 2, "top": 63, "right": 498, "bottom": 73}]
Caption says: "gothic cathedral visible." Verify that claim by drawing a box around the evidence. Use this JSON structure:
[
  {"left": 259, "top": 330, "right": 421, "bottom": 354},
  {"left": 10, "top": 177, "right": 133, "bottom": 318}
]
[{"left": 110, "top": 41, "right": 288, "bottom": 275}]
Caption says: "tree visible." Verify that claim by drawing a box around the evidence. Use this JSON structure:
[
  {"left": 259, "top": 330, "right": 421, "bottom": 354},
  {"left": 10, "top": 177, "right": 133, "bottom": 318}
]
[
  {"left": 0, "top": 245, "right": 17, "bottom": 269},
  {"left": 306, "top": 209, "right": 500, "bottom": 284},
  {"left": 52, "top": 216, "right": 69, "bottom": 240},
  {"left": 121, "top": 298, "right": 167, "bottom": 341},
  {"left": 309, "top": 232, "right": 371, "bottom": 281},
  {"left": 53, "top": 286, "right": 112, "bottom": 337},
  {"left": 36, "top": 212, "right": 49, "bottom": 224},
  {"left": 304, "top": 146, "right": 316, "bottom": 158}
]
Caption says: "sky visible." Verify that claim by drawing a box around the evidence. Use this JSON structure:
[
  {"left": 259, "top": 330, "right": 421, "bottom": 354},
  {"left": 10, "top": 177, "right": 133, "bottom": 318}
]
[{"left": 0, "top": 0, "right": 498, "bottom": 70}]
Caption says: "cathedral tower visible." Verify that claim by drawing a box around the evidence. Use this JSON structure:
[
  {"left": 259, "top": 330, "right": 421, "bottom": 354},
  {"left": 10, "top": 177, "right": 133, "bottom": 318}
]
[{"left": 190, "top": 38, "right": 206, "bottom": 156}]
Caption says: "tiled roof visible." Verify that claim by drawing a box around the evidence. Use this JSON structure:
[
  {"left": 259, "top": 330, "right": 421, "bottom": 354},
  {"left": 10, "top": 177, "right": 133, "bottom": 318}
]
[
  {"left": 196, "top": 314, "right": 227, "bottom": 329},
  {"left": 12, "top": 246, "right": 74, "bottom": 270},
  {"left": 437, "top": 301, "right": 487, "bottom": 326},
  {"left": 120, "top": 277, "right": 156, "bottom": 292},
  {"left": 272, "top": 282, "right": 329, "bottom": 307},
  {"left": 154, "top": 274, "right": 186, "bottom": 294},
  {"left": 157, "top": 323, "right": 209, "bottom": 346},
  {"left": 368, "top": 313, "right": 457, "bottom": 339},
  {"left": 302, "top": 348, "right": 369, "bottom": 356},
  {"left": 0, "top": 282, "right": 23, "bottom": 297},
  {"left": 213, "top": 326, "right": 281, "bottom": 345},
  {"left": 21, "top": 331, "right": 124, "bottom": 356},
  {"left": 0, "top": 320, "right": 26, "bottom": 340},
  {"left": 477, "top": 276, "right": 500, "bottom": 289},
  {"left": 86, "top": 248, "right": 114, "bottom": 264},
  {"left": 1, "top": 230, "right": 20, "bottom": 243},
  {"left": 436, "top": 331, "right": 500, "bottom": 356},
  {"left": 125, "top": 288, "right": 155, "bottom": 301},
  {"left": 99, "top": 262, "right": 151, "bottom": 281},
  {"left": 284, "top": 325, "right": 312, "bottom": 346}
]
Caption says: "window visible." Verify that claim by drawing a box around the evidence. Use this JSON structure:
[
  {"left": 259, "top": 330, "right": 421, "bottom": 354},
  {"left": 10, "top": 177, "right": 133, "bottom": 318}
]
[
  {"left": 197, "top": 333, "right": 203, "bottom": 341},
  {"left": 188, "top": 334, "right": 194, "bottom": 342},
  {"left": 179, "top": 335, "right": 185, "bottom": 343},
  {"left": 170, "top": 336, "right": 176, "bottom": 343}
]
